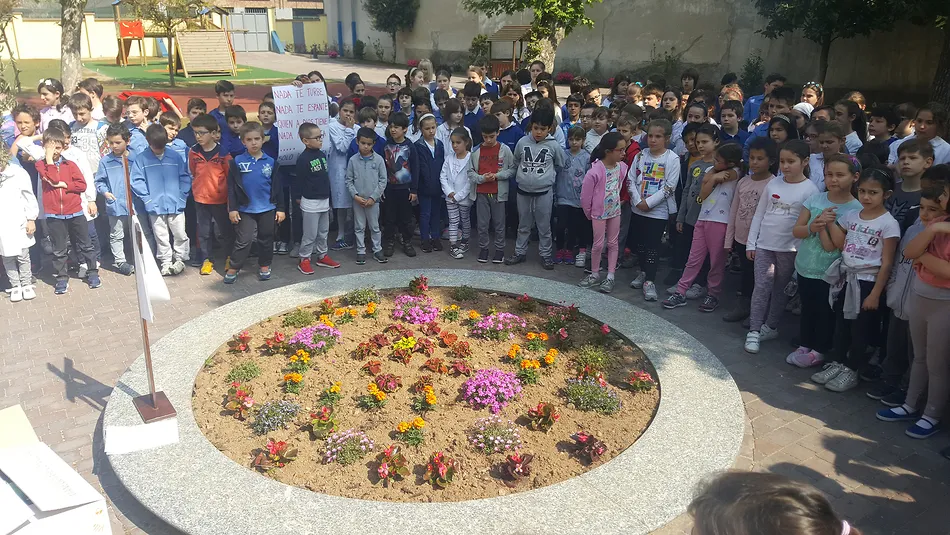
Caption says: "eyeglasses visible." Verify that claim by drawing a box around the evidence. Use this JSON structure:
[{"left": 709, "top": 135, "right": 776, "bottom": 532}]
[
  {"left": 387, "top": 81, "right": 400, "bottom": 87},
  {"left": 304, "top": 135, "right": 324, "bottom": 140},
  {"left": 194, "top": 130, "right": 211, "bottom": 136}
]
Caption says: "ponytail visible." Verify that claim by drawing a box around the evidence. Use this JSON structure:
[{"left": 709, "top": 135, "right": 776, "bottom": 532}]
[
  {"left": 590, "top": 132, "right": 625, "bottom": 165},
  {"left": 837, "top": 99, "right": 867, "bottom": 143}
]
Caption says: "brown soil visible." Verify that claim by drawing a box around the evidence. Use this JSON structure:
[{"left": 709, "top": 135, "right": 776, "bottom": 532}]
[{"left": 193, "top": 287, "right": 659, "bottom": 502}]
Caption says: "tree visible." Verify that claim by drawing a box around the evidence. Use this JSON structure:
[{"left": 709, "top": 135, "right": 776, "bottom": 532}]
[
  {"left": 462, "top": 0, "right": 601, "bottom": 71},
  {"left": 60, "top": 0, "right": 87, "bottom": 93},
  {"left": 125, "top": 0, "right": 208, "bottom": 87},
  {"left": 363, "top": 0, "right": 420, "bottom": 63},
  {"left": 751, "top": 0, "right": 896, "bottom": 85}
]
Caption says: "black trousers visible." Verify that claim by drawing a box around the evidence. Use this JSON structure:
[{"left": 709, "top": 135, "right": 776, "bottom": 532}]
[
  {"left": 383, "top": 188, "right": 414, "bottom": 243},
  {"left": 833, "top": 280, "right": 883, "bottom": 370},
  {"left": 798, "top": 275, "right": 836, "bottom": 353},
  {"left": 195, "top": 202, "right": 235, "bottom": 262},
  {"left": 881, "top": 313, "right": 913, "bottom": 389},
  {"left": 230, "top": 210, "right": 276, "bottom": 270},
  {"left": 48, "top": 216, "right": 97, "bottom": 279},
  {"left": 631, "top": 214, "right": 667, "bottom": 281},
  {"left": 554, "top": 205, "right": 591, "bottom": 251},
  {"left": 733, "top": 241, "right": 754, "bottom": 298}
]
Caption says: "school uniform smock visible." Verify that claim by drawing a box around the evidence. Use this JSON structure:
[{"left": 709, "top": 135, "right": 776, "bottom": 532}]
[
  {"left": 0, "top": 164, "right": 39, "bottom": 256},
  {"left": 325, "top": 118, "right": 357, "bottom": 209}
]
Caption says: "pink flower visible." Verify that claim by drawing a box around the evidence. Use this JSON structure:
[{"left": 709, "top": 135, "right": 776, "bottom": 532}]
[
  {"left": 600, "top": 324, "right": 611, "bottom": 335},
  {"left": 558, "top": 328, "right": 568, "bottom": 340},
  {"left": 378, "top": 462, "right": 390, "bottom": 479}
]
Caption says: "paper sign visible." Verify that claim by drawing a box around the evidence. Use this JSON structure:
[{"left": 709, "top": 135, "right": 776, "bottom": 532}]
[
  {"left": 0, "top": 481, "right": 34, "bottom": 535},
  {"left": 0, "top": 406, "right": 38, "bottom": 449},
  {"left": 0, "top": 443, "right": 103, "bottom": 512},
  {"left": 131, "top": 216, "right": 169, "bottom": 322},
  {"left": 273, "top": 82, "right": 331, "bottom": 166},
  {"left": 104, "top": 418, "right": 179, "bottom": 455}
]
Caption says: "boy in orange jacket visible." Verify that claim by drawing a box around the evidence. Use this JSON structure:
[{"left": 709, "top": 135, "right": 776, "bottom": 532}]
[{"left": 188, "top": 113, "right": 234, "bottom": 274}]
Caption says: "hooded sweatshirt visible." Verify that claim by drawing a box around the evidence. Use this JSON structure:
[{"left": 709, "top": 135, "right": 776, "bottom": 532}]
[
  {"left": 555, "top": 149, "right": 590, "bottom": 208},
  {"left": 440, "top": 151, "right": 473, "bottom": 207},
  {"left": 512, "top": 133, "right": 566, "bottom": 195}
]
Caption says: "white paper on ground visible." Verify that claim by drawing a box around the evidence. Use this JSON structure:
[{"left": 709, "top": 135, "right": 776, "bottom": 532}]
[
  {"left": 0, "top": 481, "right": 34, "bottom": 535},
  {"left": 0, "top": 443, "right": 103, "bottom": 512},
  {"left": 0, "top": 406, "right": 39, "bottom": 449},
  {"left": 104, "top": 418, "right": 179, "bottom": 455}
]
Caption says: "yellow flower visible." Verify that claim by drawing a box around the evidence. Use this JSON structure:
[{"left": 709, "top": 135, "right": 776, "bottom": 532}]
[
  {"left": 423, "top": 385, "right": 434, "bottom": 394},
  {"left": 319, "top": 315, "right": 335, "bottom": 327},
  {"left": 367, "top": 383, "right": 380, "bottom": 393},
  {"left": 397, "top": 422, "right": 410, "bottom": 433},
  {"left": 468, "top": 310, "right": 481, "bottom": 320},
  {"left": 329, "top": 382, "right": 341, "bottom": 393},
  {"left": 526, "top": 332, "right": 537, "bottom": 340},
  {"left": 348, "top": 308, "right": 358, "bottom": 316},
  {"left": 289, "top": 355, "right": 298, "bottom": 362},
  {"left": 520, "top": 360, "right": 531, "bottom": 370},
  {"left": 546, "top": 348, "right": 559, "bottom": 358},
  {"left": 544, "top": 354, "right": 556, "bottom": 365},
  {"left": 366, "top": 302, "right": 377, "bottom": 314},
  {"left": 520, "top": 359, "right": 540, "bottom": 370},
  {"left": 374, "top": 390, "right": 387, "bottom": 401},
  {"left": 449, "top": 304, "right": 459, "bottom": 311},
  {"left": 283, "top": 373, "right": 302, "bottom": 383},
  {"left": 425, "top": 392, "right": 437, "bottom": 405},
  {"left": 539, "top": 332, "right": 549, "bottom": 341},
  {"left": 334, "top": 308, "right": 345, "bottom": 316},
  {"left": 412, "top": 417, "right": 426, "bottom": 429}
]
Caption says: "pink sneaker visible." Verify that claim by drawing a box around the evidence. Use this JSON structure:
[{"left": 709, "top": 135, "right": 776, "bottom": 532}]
[{"left": 788, "top": 349, "right": 825, "bottom": 368}]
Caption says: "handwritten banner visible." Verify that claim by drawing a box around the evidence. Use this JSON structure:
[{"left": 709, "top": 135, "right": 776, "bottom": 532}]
[{"left": 273, "top": 82, "right": 330, "bottom": 166}]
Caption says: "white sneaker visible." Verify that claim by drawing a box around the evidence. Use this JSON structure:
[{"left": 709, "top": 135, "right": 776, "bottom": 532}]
[
  {"left": 685, "top": 284, "right": 706, "bottom": 300},
  {"left": 744, "top": 331, "right": 760, "bottom": 353},
  {"left": 759, "top": 324, "right": 779, "bottom": 342},
  {"left": 21, "top": 285, "right": 36, "bottom": 300},
  {"left": 9, "top": 287, "right": 22, "bottom": 302},
  {"left": 160, "top": 263, "right": 173, "bottom": 276},
  {"left": 289, "top": 243, "right": 300, "bottom": 258},
  {"left": 77, "top": 263, "right": 88, "bottom": 279},
  {"left": 825, "top": 367, "right": 860, "bottom": 392},
  {"left": 666, "top": 285, "right": 678, "bottom": 296},
  {"left": 630, "top": 272, "right": 647, "bottom": 289},
  {"left": 642, "top": 281, "right": 658, "bottom": 301},
  {"left": 811, "top": 362, "right": 846, "bottom": 385},
  {"left": 578, "top": 273, "right": 601, "bottom": 288},
  {"left": 575, "top": 250, "right": 587, "bottom": 268}
]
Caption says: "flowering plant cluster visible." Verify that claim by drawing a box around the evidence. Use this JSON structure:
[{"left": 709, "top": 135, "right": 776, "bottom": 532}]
[
  {"left": 318, "top": 298, "right": 334, "bottom": 315},
  {"left": 364, "top": 301, "right": 378, "bottom": 318},
  {"left": 554, "top": 71, "right": 575, "bottom": 84},
  {"left": 408, "top": 274, "right": 428, "bottom": 296},
  {"left": 262, "top": 331, "right": 287, "bottom": 355},
  {"left": 288, "top": 324, "right": 342, "bottom": 354},
  {"left": 410, "top": 375, "right": 433, "bottom": 394},
  {"left": 283, "top": 372, "right": 304, "bottom": 394},
  {"left": 462, "top": 368, "right": 522, "bottom": 413},
  {"left": 517, "top": 357, "right": 541, "bottom": 385},
  {"left": 423, "top": 452, "right": 459, "bottom": 489},
  {"left": 376, "top": 444, "right": 410, "bottom": 486},
  {"left": 422, "top": 357, "right": 448, "bottom": 374},
  {"left": 420, "top": 321, "right": 441, "bottom": 336},
  {"left": 516, "top": 293, "right": 537, "bottom": 312},
  {"left": 354, "top": 341, "right": 379, "bottom": 360},
  {"left": 224, "top": 382, "right": 254, "bottom": 420},
  {"left": 286, "top": 349, "right": 312, "bottom": 373},
  {"left": 564, "top": 377, "right": 622, "bottom": 415},
  {"left": 449, "top": 340, "right": 472, "bottom": 359},
  {"left": 358, "top": 383, "right": 388, "bottom": 410},
  {"left": 406, "top": 58, "right": 420, "bottom": 67},
  {"left": 323, "top": 429, "right": 374, "bottom": 465},
  {"left": 411, "top": 384, "right": 438, "bottom": 413},
  {"left": 543, "top": 304, "right": 579, "bottom": 332},
  {"left": 471, "top": 312, "right": 526, "bottom": 341},
  {"left": 395, "top": 417, "right": 426, "bottom": 446},
  {"left": 626, "top": 370, "right": 657, "bottom": 393},
  {"left": 543, "top": 348, "right": 558, "bottom": 367},
  {"left": 361, "top": 360, "right": 383, "bottom": 376},
  {"left": 572, "top": 431, "right": 608, "bottom": 464},
  {"left": 307, "top": 406, "right": 338, "bottom": 439},
  {"left": 598, "top": 323, "right": 612, "bottom": 341},
  {"left": 555, "top": 327, "right": 571, "bottom": 348},
  {"left": 374, "top": 373, "right": 403, "bottom": 393},
  {"left": 250, "top": 400, "right": 300, "bottom": 435},
  {"left": 318, "top": 314, "right": 336, "bottom": 328},
  {"left": 252, "top": 439, "right": 298, "bottom": 471},
  {"left": 524, "top": 331, "right": 549, "bottom": 352},
  {"left": 501, "top": 453, "right": 534, "bottom": 487},
  {"left": 450, "top": 359, "right": 473, "bottom": 377},
  {"left": 392, "top": 295, "right": 439, "bottom": 324},
  {"left": 527, "top": 402, "right": 559, "bottom": 432},
  {"left": 468, "top": 415, "right": 522, "bottom": 454},
  {"left": 391, "top": 335, "right": 417, "bottom": 364},
  {"left": 440, "top": 304, "right": 461, "bottom": 322},
  {"left": 384, "top": 323, "right": 414, "bottom": 339},
  {"left": 333, "top": 307, "right": 359, "bottom": 324},
  {"left": 467, "top": 309, "right": 481, "bottom": 323},
  {"left": 228, "top": 330, "right": 252, "bottom": 353},
  {"left": 319, "top": 381, "right": 342, "bottom": 406},
  {"left": 327, "top": 49, "right": 339, "bottom": 59}
]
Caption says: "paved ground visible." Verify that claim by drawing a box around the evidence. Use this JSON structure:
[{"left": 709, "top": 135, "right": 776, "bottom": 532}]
[{"left": 2, "top": 231, "right": 949, "bottom": 535}]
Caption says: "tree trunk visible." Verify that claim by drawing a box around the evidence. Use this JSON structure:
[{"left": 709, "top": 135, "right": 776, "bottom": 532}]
[
  {"left": 166, "top": 35, "right": 176, "bottom": 87},
  {"left": 931, "top": 22, "right": 950, "bottom": 108},
  {"left": 817, "top": 36, "right": 831, "bottom": 86},
  {"left": 60, "top": 0, "right": 87, "bottom": 92},
  {"left": 391, "top": 31, "right": 397, "bottom": 64},
  {"left": 533, "top": 23, "right": 564, "bottom": 73}
]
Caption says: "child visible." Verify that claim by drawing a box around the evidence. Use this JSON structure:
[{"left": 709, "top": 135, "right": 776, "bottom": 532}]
[
  {"left": 664, "top": 143, "right": 743, "bottom": 311},
  {"left": 615, "top": 117, "right": 642, "bottom": 268},
  {"left": 177, "top": 98, "right": 207, "bottom": 148},
  {"left": 719, "top": 100, "right": 748, "bottom": 146},
  {"left": 429, "top": 69, "right": 456, "bottom": 110},
  {"left": 888, "top": 103, "right": 950, "bottom": 166},
  {"left": 76, "top": 78, "right": 104, "bottom": 120},
  {"left": 491, "top": 100, "right": 524, "bottom": 154},
  {"left": 382, "top": 112, "right": 419, "bottom": 257},
  {"left": 259, "top": 101, "right": 279, "bottom": 160},
  {"left": 224, "top": 105, "right": 248, "bottom": 158},
  {"left": 10, "top": 105, "right": 46, "bottom": 267},
  {"left": 876, "top": 173, "right": 950, "bottom": 437},
  {"left": 555, "top": 127, "right": 592, "bottom": 267},
  {"left": 503, "top": 82, "right": 529, "bottom": 122},
  {"left": 810, "top": 120, "right": 846, "bottom": 192},
  {"left": 326, "top": 97, "right": 357, "bottom": 250},
  {"left": 578, "top": 132, "right": 628, "bottom": 293},
  {"left": 520, "top": 91, "right": 542, "bottom": 131},
  {"left": 441, "top": 127, "right": 473, "bottom": 259},
  {"left": 479, "top": 93, "right": 497, "bottom": 116},
  {"left": 628, "top": 119, "right": 681, "bottom": 300},
  {"left": 505, "top": 108, "right": 565, "bottom": 269},
  {"left": 786, "top": 154, "right": 863, "bottom": 367},
  {"left": 386, "top": 73, "right": 402, "bottom": 98},
  {"left": 131, "top": 124, "right": 191, "bottom": 276},
  {"left": 396, "top": 87, "right": 413, "bottom": 115},
  {"left": 94, "top": 123, "right": 136, "bottom": 276},
  {"left": 744, "top": 140, "right": 819, "bottom": 353},
  {"left": 868, "top": 106, "right": 899, "bottom": 146},
  {"left": 673, "top": 102, "right": 711, "bottom": 156},
  {"left": 224, "top": 122, "right": 285, "bottom": 283},
  {"left": 888, "top": 139, "right": 934, "bottom": 233},
  {"left": 469, "top": 114, "right": 514, "bottom": 264},
  {"left": 641, "top": 83, "right": 663, "bottom": 109},
  {"left": 67, "top": 93, "right": 101, "bottom": 173},
  {"left": 376, "top": 95, "right": 394, "bottom": 138},
  {"left": 743, "top": 86, "right": 795, "bottom": 160},
  {"left": 602, "top": 75, "right": 630, "bottom": 108},
  {"left": 895, "top": 102, "right": 917, "bottom": 139},
  {"left": 768, "top": 114, "right": 798, "bottom": 145},
  {"left": 723, "top": 137, "right": 777, "bottom": 322},
  {"left": 210, "top": 80, "right": 237, "bottom": 156},
  {"left": 38, "top": 78, "right": 73, "bottom": 131},
  {"left": 414, "top": 113, "right": 445, "bottom": 253},
  {"left": 436, "top": 99, "right": 470, "bottom": 152},
  {"left": 814, "top": 168, "right": 899, "bottom": 392},
  {"left": 689, "top": 472, "right": 863, "bottom": 535},
  {"left": 461, "top": 81, "right": 484, "bottom": 146},
  {"left": 671, "top": 123, "right": 717, "bottom": 297},
  {"left": 294, "top": 122, "right": 338, "bottom": 274},
  {"left": 35, "top": 129, "right": 99, "bottom": 293},
  {"left": 407, "top": 94, "right": 432, "bottom": 142},
  {"left": 160, "top": 113, "right": 189, "bottom": 163},
  {"left": 834, "top": 99, "right": 867, "bottom": 154},
  {"left": 584, "top": 107, "right": 609, "bottom": 153},
  {"left": 345, "top": 127, "right": 388, "bottom": 264},
  {"left": 123, "top": 96, "right": 151, "bottom": 155},
  {"left": 625, "top": 83, "right": 644, "bottom": 108},
  {"left": 348, "top": 107, "right": 387, "bottom": 158},
  {"left": 560, "top": 93, "right": 583, "bottom": 142},
  {"left": 49, "top": 119, "right": 99, "bottom": 278},
  {"left": 0, "top": 152, "right": 39, "bottom": 301},
  {"left": 188, "top": 113, "right": 234, "bottom": 275}
]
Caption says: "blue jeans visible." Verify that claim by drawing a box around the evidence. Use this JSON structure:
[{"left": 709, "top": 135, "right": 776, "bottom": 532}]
[{"left": 418, "top": 195, "right": 443, "bottom": 240}]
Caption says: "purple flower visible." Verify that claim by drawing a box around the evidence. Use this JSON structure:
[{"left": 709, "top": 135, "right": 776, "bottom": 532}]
[{"left": 461, "top": 368, "right": 523, "bottom": 413}]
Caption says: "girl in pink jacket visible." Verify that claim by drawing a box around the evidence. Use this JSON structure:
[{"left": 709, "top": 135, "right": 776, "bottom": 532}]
[{"left": 579, "top": 132, "right": 629, "bottom": 294}]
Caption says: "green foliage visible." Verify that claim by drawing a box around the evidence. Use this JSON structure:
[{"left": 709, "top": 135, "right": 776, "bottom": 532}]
[
  {"left": 372, "top": 38, "right": 386, "bottom": 61},
  {"left": 451, "top": 285, "right": 478, "bottom": 302},
  {"left": 469, "top": 34, "right": 490, "bottom": 64},
  {"left": 225, "top": 361, "right": 261, "bottom": 383},
  {"left": 354, "top": 39, "right": 366, "bottom": 60},
  {"left": 250, "top": 400, "right": 300, "bottom": 435},
  {"left": 739, "top": 51, "right": 764, "bottom": 99},
  {"left": 563, "top": 377, "right": 621, "bottom": 415},
  {"left": 282, "top": 308, "right": 316, "bottom": 328},
  {"left": 462, "top": 0, "right": 600, "bottom": 41},
  {"left": 343, "top": 287, "right": 381, "bottom": 306},
  {"left": 362, "top": 0, "right": 421, "bottom": 62},
  {"left": 572, "top": 344, "right": 611, "bottom": 373}
]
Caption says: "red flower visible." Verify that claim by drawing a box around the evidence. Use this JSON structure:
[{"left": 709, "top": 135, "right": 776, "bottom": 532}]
[{"left": 600, "top": 324, "right": 611, "bottom": 335}]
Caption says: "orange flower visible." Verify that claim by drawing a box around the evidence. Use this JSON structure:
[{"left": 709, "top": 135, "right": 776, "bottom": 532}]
[
  {"left": 397, "top": 421, "right": 410, "bottom": 433},
  {"left": 539, "top": 332, "right": 549, "bottom": 341},
  {"left": 526, "top": 332, "right": 537, "bottom": 340},
  {"left": 334, "top": 308, "right": 345, "bottom": 316},
  {"left": 468, "top": 310, "right": 481, "bottom": 320}
]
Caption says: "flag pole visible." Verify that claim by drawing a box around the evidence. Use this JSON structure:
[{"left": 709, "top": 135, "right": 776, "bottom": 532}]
[{"left": 123, "top": 154, "right": 177, "bottom": 423}]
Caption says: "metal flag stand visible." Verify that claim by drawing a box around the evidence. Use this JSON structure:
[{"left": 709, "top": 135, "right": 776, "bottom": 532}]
[{"left": 122, "top": 154, "right": 177, "bottom": 423}]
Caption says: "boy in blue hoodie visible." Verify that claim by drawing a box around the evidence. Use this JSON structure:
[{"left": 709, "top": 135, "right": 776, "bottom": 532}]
[
  {"left": 94, "top": 123, "right": 136, "bottom": 276},
  {"left": 130, "top": 124, "right": 191, "bottom": 276},
  {"left": 381, "top": 111, "right": 419, "bottom": 258},
  {"left": 209, "top": 80, "right": 236, "bottom": 157}
]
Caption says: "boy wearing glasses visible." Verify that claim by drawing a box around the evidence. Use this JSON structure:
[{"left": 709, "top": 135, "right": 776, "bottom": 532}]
[
  {"left": 188, "top": 113, "right": 234, "bottom": 275},
  {"left": 295, "top": 123, "right": 338, "bottom": 274}
]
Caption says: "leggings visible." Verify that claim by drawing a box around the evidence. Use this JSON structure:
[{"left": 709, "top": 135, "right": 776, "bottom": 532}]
[
  {"left": 590, "top": 216, "right": 621, "bottom": 276},
  {"left": 904, "top": 293, "right": 950, "bottom": 419},
  {"left": 798, "top": 276, "right": 836, "bottom": 354},
  {"left": 555, "top": 205, "right": 590, "bottom": 251},
  {"left": 677, "top": 220, "right": 727, "bottom": 297},
  {"left": 749, "top": 249, "right": 796, "bottom": 332},
  {"left": 832, "top": 280, "right": 882, "bottom": 371},
  {"left": 446, "top": 202, "right": 471, "bottom": 244},
  {"left": 631, "top": 213, "right": 667, "bottom": 281},
  {"left": 733, "top": 241, "right": 755, "bottom": 299}
]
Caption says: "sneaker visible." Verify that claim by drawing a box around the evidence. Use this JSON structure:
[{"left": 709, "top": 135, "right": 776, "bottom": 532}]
[
  {"left": 575, "top": 250, "right": 586, "bottom": 268},
  {"left": 492, "top": 250, "right": 504, "bottom": 264},
  {"left": 171, "top": 260, "right": 186, "bottom": 275},
  {"left": 477, "top": 249, "right": 489, "bottom": 263},
  {"left": 666, "top": 285, "right": 678, "bottom": 296},
  {"left": 421, "top": 239, "right": 433, "bottom": 253},
  {"left": 356, "top": 254, "right": 366, "bottom": 265},
  {"left": 906, "top": 418, "right": 940, "bottom": 439},
  {"left": 54, "top": 279, "right": 68, "bottom": 294},
  {"left": 825, "top": 367, "right": 859, "bottom": 392},
  {"left": 788, "top": 349, "right": 825, "bottom": 368},
  {"left": 630, "top": 272, "right": 647, "bottom": 289},
  {"left": 867, "top": 383, "right": 899, "bottom": 401},
  {"left": 316, "top": 255, "right": 341, "bottom": 268},
  {"left": 403, "top": 242, "right": 417, "bottom": 257},
  {"left": 698, "top": 295, "right": 719, "bottom": 312},
  {"left": 578, "top": 273, "right": 601, "bottom": 288},
  {"left": 881, "top": 389, "right": 908, "bottom": 408},
  {"left": 663, "top": 292, "right": 687, "bottom": 309},
  {"left": 432, "top": 239, "right": 444, "bottom": 252},
  {"left": 744, "top": 331, "right": 761, "bottom": 353},
  {"left": 722, "top": 303, "right": 750, "bottom": 323},
  {"left": 450, "top": 246, "right": 464, "bottom": 259},
  {"left": 859, "top": 365, "right": 883, "bottom": 382},
  {"left": 642, "top": 281, "right": 658, "bottom": 301},
  {"left": 759, "top": 324, "right": 779, "bottom": 342},
  {"left": 298, "top": 259, "right": 315, "bottom": 275},
  {"left": 685, "top": 284, "right": 706, "bottom": 300},
  {"left": 383, "top": 240, "right": 395, "bottom": 257},
  {"left": 223, "top": 272, "right": 237, "bottom": 284},
  {"left": 160, "top": 263, "right": 173, "bottom": 276},
  {"left": 273, "top": 241, "right": 282, "bottom": 253},
  {"left": 77, "top": 263, "right": 88, "bottom": 279},
  {"left": 276, "top": 242, "right": 289, "bottom": 255},
  {"left": 542, "top": 257, "right": 554, "bottom": 270},
  {"left": 876, "top": 406, "right": 920, "bottom": 422},
  {"left": 598, "top": 277, "right": 615, "bottom": 293},
  {"left": 117, "top": 262, "right": 136, "bottom": 276},
  {"left": 811, "top": 362, "right": 846, "bottom": 385},
  {"left": 504, "top": 254, "right": 526, "bottom": 265},
  {"left": 332, "top": 239, "right": 353, "bottom": 250},
  {"left": 258, "top": 269, "right": 272, "bottom": 281},
  {"left": 21, "top": 285, "right": 36, "bottom": 300},
  {"left": 87, "top": 273, "right": 101, "bottom": 289},
  {"left": 374, "top": 251, "right": 388, "bottom": 263},
  {"left": 289, "top": 243, "right": 300, "bottom": 258},
  {"left": 9, "top": 287, "right": 22, "bottom": 302},
  {"left": 460, "top": 240, "right": 470, "bottom": 253}
]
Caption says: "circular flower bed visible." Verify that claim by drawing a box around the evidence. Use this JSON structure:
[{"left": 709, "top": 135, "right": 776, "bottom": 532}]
[{"left": 194, "top": 278, "right": 659, "bottom": 502}]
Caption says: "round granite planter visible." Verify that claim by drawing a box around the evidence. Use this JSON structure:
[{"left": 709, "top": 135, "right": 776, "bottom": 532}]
[{"left": 103, "top": 270, "right": 744, "bottom": 535}]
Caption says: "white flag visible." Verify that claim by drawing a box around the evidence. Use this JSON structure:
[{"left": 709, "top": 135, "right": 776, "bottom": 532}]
[{"left": 131, "top": 217, "right": 169, "bottom": 321}]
